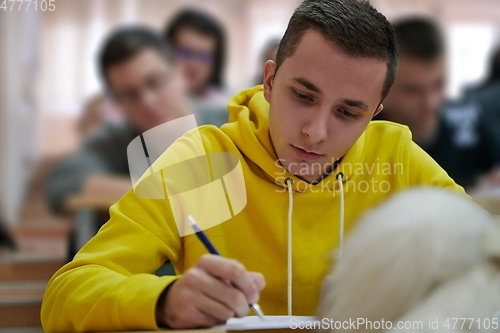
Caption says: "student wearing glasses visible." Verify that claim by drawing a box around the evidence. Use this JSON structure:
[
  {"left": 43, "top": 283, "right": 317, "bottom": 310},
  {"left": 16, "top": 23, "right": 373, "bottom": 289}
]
[
  {"left": 164, "top": 10, "right": 230, "bottom": 127},
  {"left": 45, "top": 27, "right": 193, "bottom": 243}
]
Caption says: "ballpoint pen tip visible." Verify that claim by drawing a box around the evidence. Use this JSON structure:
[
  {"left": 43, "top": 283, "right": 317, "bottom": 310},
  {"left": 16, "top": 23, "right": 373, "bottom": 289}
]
[{"left": 251, "top": 303, "right": 265, "bottom": 321}]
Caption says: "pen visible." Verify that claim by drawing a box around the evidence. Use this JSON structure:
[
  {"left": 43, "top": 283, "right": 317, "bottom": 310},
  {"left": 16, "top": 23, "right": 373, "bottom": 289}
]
[{"left": 187, "top": 215, "right": 266, "bottom": 321}]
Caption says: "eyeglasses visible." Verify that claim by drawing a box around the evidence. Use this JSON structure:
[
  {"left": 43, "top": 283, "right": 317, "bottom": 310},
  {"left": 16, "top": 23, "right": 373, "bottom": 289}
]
[
  {"left": 112, "top": 71, "right": 172, "bottom": 106},
  {"left": 177, "top": 47, "right": 214, "bottom": 63}
]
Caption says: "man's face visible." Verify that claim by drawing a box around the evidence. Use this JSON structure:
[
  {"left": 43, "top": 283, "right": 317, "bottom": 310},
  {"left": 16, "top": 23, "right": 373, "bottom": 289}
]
[
  {"left": 382, "top": 56, "right": 445, "bottom": 132},
  {"left": 263, "top": 29, "right": 386, "bottom": 183},
  {"left": 107, "top": 48, "right": 186, "bottom": 132},
  {"left": 174, "top": 27, "right": 216, "bottom": 95}
]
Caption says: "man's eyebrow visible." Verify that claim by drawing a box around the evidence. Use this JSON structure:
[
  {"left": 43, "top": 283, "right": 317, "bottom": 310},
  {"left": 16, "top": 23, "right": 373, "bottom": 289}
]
[
  {"left": 293, "top": 77, "right": 370, "bottom": 111},
  {"left": 342, "top": 99, "right": 369, "bottom": 111},
  {"left": 293, "top": 77, "right": 322, "bottom": 94}
]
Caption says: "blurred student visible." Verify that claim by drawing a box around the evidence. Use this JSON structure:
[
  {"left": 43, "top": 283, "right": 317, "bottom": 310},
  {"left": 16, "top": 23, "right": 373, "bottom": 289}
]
[
  {"left": 378, "top": 17, "right": 500, "bottom": 190},
  {"left": 255, "top": 38, "right": 280, "bottom": 85},
  {"left": 164, "top": 9, "right": 229, "bottom": 127},
  {"left": 42, "top": 1, "right": 466, "bottom": 332},
  {"left": 45, "top": 27, "right": 192, "bottom": 215},
  {"left": 77, "top": 94, "right": 106, "bottom": 136},
  {"left": 465, "top": 46, "right": 500, "bottom": 129}
]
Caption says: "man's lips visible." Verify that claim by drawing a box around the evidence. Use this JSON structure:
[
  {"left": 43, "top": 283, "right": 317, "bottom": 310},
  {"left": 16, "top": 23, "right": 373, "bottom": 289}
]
[{"left": 291, "top": 145, "right": 324, "bottom": 161}]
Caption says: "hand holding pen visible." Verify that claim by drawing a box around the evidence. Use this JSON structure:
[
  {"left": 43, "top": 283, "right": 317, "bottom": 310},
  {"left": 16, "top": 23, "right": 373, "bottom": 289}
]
[
  {"left": 187, "top": 215, "right": 266, "bottom": 321},
  {"left": 155, "top": 216, "right": 266, "bottom": 329}
]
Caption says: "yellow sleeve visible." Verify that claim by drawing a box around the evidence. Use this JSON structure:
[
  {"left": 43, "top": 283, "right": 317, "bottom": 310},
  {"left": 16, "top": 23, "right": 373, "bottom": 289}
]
[
  {"left": 41, "top": 190, "right": 182, "bottom": 333},
  {"left": 41, "top": 125, "right": 224, "bottom": 332},
  {"left": 406, "top": 140, "right": 467, "bottom": 195}
]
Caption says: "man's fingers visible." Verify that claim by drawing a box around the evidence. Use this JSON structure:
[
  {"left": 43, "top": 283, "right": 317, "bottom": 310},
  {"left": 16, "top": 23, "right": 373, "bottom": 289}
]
[
  {"left": 204, "top": 286, "right": 249, "bottom": 318},
  {"left": 163, "top": 275, "right": 233, "bottom": 328},
  {"left": 196, "top": 255, "right": 259, "bottom": 303},
  {"left": 192, "top": 267, "right": 251, "bottom": 317},
  {"left": 195, "top": 290, "right": 237, "bottom": 321},
  {"left": 248, "top": 272, "right": 266, "bottom": 294},
  {"left": 183, "top": 307, "right": 226, "bottom": 329}
]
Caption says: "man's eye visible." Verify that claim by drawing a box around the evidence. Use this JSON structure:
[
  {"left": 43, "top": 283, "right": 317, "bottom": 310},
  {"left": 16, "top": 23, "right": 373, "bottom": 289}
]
[
  {"left": 146, "top": 76, "right": 164, "bottom": 90},
  {"left": 292, "top": 89, "right": 313, "bottom": 102},
  {"left": 339, "top": 109, "right": 359, "bottom": 120}
]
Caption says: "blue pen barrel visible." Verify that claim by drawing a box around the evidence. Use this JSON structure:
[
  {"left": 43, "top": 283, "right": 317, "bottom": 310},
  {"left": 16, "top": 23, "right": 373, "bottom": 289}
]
[{"left": 195, "top": 231, "right": 220, "bottom": 255}]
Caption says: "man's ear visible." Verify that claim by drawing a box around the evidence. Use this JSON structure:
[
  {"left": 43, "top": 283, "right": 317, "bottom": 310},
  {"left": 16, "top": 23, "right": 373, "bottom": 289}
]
[
  {"left": 373, "top": 103, "right": 384, "bottom": 118},
  {"left": 263, "top": 60, "right": 276, "bottom": 103}
]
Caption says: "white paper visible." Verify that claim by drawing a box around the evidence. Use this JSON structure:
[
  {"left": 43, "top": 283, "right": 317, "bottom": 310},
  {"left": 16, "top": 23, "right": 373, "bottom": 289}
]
[{"left": 212, "top": 315, "right": 318, "bottom": 330}]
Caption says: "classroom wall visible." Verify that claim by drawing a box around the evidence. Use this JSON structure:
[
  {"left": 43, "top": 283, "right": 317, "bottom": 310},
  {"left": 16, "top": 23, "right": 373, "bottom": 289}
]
[{"left": 0, "top": 9, "right": 41, "bottom": 225}]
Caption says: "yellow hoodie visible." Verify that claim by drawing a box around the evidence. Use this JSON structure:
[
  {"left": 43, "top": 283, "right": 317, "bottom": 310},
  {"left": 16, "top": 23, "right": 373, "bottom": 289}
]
[{"left": 41, "top": 85, "right": 464, "bottom": 332}]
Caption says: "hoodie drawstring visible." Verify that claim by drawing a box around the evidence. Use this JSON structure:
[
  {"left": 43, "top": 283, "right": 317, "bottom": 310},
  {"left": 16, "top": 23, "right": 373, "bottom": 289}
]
[
  {"left": 284, "top": 173, "right": 345, "bottom": 316},
  {"left": 336, "top": 172, "right": 345, "bottom": 262},
  {"left": 284, "top": 177, "right": 294, "bottom": 316}
]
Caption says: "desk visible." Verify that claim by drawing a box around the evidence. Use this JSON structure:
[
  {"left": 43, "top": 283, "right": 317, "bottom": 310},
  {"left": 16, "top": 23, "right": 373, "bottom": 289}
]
[
  {"left": 64, "top": 194, "right": 117, "bottom": 252},
  {"left": 64, "top": 191, "right": 500, "bottom": 253},
  {"left": 63, "top": 193, "right": 176, "bottom": 275},
  {"left": 471, "top": 189, "right": 500, "bottom": 215},
  {"left": 91, "top": 316, "right": 317, "bottom": 333},
  {"left": 96, "top": 329, "right": 302, "bottom": 333},
  {"left": 66, "top": 194, "right": 118, "bottom": 212}
]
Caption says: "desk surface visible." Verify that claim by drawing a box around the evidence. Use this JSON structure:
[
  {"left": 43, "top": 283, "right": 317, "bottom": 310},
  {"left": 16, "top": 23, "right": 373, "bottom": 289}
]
[
  {"left": 97, "top": 329, "right": 226, "bottom": 333},
  {"left": 472, "top": 191, "right": 500, "bottom": 215},
  {"left": 97, "top": 329, "right": 299, "bottom": 333},
  {"left": 65, "top": 185, "right": 500, "bottom": 215},
  {"left": 66, "top": 190, "right": 500, "bottom": 213},
  {"left": 65, "top": 194, "right": 118, "bottom": 212}
]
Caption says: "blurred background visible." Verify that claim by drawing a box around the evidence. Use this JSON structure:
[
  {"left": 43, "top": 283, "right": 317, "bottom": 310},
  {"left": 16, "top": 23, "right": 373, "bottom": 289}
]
[{"left": 1, "top": 0, "right": 500, "bottom": 331}]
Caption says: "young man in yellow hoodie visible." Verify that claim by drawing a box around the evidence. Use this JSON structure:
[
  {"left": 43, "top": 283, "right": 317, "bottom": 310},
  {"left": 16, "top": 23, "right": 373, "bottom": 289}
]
[{"left": 41, "top": 0, "right": 465, "bottom": 332}]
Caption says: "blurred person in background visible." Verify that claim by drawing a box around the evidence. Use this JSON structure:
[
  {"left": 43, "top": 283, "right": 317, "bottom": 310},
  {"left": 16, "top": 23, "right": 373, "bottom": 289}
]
[
  {"left": 255, "top": 38, "right": 280, "bottom": 85},
  {"left": 164, "top": 9, "right": 229, "bottom": 127},
  {"left": 77, "top": 94, "right": 107, "bottom": 136},
  {"left": 378, "top": 17, "right": 500, "bottom": 190},
  {"left": 45, "top": 27, "right": 192, "bottom": 221},
  {"left": 465, "top": 46, "right": 500, "bottom": 129},
  {"left": 78, "top": 94, "right": 125, "bottom": 136}
]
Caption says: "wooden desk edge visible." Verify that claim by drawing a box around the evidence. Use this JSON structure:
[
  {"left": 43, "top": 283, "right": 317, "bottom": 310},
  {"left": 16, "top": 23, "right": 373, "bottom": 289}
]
[
  {"left": 65, "top": 194, "right": 118, "bottom": 212},
  {"left": 94, "top": 329, "right": 307, "bottom": 333}
]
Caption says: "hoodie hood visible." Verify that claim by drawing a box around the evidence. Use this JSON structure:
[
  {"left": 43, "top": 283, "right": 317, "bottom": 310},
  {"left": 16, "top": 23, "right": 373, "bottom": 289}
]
[{"left": 221, "top": 85, "right": 364, "bottom": 192}]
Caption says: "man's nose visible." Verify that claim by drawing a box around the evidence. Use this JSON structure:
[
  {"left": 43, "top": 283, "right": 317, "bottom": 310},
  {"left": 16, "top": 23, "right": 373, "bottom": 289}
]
[
  {"left": 302, "top": 109, "right": 329, "bottom": 143},
  {"left": 140, "top": 89, "right": 159, "bottom": 109}
]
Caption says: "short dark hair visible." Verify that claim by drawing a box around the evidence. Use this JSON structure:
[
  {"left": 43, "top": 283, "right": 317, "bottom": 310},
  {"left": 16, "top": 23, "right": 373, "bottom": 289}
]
[
  {"left": 164, "top": 9, "right": 226, "bottom": 88},
  {"left": 392, "top": 17, "right": 444, "bottom": 62},
  {"left": 98, "top": 26, "right": 173, "bottom": 86},
  {"left": 276, "top": 0, "right": 398, "bottom": 100}
]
